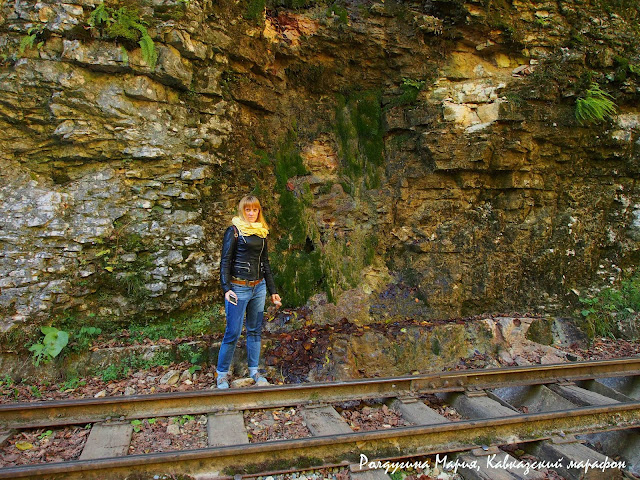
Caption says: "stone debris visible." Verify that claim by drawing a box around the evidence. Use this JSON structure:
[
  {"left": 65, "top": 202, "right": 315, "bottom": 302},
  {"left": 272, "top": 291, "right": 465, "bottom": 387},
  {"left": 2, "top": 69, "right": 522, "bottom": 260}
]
[
  {"left": 129, "top": 416, "right": 207, "bottom": 455},
  {"left": 159, "top": 370, "right": 180, "bottom": 386},
  {"left": 231, "top": 377, "right": 255, "bottom": 388}
]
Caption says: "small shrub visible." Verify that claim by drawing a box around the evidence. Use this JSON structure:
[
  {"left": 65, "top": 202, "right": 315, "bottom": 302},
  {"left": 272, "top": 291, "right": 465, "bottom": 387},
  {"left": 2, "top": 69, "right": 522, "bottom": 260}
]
[
  {"left": 575, "top": 82, "right": 617, "bottom": 125},
  {"left": 578, "top": 273, "right": 640, "bottom": 339},
  {"left": 29, "top": 327, "right": 70, "bottom": 366},
  {"left": 71, "top": 326, "right": 102, "bottom": 353}
]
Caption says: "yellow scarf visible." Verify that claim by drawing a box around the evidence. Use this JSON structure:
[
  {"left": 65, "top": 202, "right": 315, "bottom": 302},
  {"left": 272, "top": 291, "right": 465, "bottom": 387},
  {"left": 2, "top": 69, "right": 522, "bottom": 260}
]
[{"left": 232, "top": 216, "right": 269, "bottom": 238}]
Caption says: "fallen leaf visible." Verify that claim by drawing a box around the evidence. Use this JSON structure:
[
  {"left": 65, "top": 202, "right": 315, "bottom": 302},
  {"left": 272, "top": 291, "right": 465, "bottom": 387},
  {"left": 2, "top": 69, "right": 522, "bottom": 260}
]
[{"left": 15, "top": 442, "right": 34, "bottom": 451}]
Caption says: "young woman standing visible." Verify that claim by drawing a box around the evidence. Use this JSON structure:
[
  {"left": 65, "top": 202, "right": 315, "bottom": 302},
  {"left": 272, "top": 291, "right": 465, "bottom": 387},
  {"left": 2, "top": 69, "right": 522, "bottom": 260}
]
[{"left": 216, "top": 195, "right": 282, "bottom": 388}]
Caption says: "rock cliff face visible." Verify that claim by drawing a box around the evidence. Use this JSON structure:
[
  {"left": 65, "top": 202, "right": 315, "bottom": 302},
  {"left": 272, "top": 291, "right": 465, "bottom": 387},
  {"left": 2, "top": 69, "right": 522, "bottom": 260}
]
[{"left": 0, "top": 0, "right": 639, "bottom": 331}]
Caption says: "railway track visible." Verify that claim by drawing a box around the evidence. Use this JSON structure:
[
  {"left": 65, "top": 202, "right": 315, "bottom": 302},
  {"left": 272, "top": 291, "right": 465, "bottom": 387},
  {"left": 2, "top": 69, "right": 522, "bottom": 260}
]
[{"left": 0, "top": 357, "right": 638, "bottom": 480}]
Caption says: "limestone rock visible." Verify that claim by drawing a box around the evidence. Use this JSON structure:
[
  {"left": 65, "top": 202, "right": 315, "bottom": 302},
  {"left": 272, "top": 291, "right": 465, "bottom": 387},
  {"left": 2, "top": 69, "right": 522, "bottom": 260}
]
[
  {"left": 160, "top": 370, "right": 180, "bottom": 385},
  {"left": 166, "top": 423, "right": 181, "bottom": 435},
  {"left": 231, "top": 377, "right": 255, "bottom": 388}
]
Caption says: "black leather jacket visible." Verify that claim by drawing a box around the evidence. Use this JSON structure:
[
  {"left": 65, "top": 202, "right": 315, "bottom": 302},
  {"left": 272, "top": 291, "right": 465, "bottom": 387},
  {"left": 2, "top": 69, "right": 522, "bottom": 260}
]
[{"left": 220, "top": 226, "right": 277, "bottom": 295}]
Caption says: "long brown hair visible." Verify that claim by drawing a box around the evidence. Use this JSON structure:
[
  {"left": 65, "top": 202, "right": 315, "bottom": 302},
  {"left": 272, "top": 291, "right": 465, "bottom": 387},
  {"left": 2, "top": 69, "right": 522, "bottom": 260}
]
[{"left": 237, "top": 195, "right": 269, "bottom": 229}]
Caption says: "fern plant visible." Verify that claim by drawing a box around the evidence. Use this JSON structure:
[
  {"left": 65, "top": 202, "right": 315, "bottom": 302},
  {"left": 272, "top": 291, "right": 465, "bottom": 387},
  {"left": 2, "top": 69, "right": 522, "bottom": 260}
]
[
  {"left": 18, "top": 25, "right": 45, "bottom": 56},
  {"left": 575, "top": 82, "right": 617, "bottom": 125},
  {"left": 88, "top": 3, "right": 158, "bottom": 69}
]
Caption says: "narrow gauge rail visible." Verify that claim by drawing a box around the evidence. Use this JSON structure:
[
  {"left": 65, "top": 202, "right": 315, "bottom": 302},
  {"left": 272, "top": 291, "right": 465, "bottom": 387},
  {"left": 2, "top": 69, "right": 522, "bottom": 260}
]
[
  {"left": 0, "top": 357, "right": 638, "bottom": 480},
  {"left": 2, "top": 357, "right": 639, "bottom": 429}
]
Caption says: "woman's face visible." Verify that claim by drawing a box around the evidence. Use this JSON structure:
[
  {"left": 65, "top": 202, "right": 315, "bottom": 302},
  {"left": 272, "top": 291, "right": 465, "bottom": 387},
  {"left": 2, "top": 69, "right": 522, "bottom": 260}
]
[{"left": 243, "top": 205, "right": 260, "bottom": 223}]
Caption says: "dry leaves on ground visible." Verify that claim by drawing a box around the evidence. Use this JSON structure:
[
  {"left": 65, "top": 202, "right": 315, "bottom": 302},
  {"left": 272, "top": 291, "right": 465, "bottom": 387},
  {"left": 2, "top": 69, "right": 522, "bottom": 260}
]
[
  {"left": 0, "top": 426, "right": 89, "bottom": 467},
  {"left": 244, "top": 407, "right": 311, "bottom": 443},
  {"left": 128, "top": 415, "right": 208, "bottom": 454},
  {"left": 420, "top": 394, "right": 464, "bottom": 421},
  {"left": 339, "top": 403, "right": 411, "bottom": 431},
  {"left": 0, "top": 364, "right": 218, "bottom": 405}
]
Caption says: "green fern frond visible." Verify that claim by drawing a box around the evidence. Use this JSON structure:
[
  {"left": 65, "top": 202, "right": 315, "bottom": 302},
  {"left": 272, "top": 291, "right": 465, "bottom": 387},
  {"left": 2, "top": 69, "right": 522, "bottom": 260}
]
[
  {"left": 575, "top": 82, "right": 617, "bottom": 125},
  {"left": 106, "top": 7, "right": 142, "bottom": 41},
  {"left": 139, "top": 33, "right": 157, "bottom": 70},
  {"left": 18, "top": 34, "right": 36, "bottom": 55},
  {"left": 89, "top": 3, "right": 110, "bottom": 28}
]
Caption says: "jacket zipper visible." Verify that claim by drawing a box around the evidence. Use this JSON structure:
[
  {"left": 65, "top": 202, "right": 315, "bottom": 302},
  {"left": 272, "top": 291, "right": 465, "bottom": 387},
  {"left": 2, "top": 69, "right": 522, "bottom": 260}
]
[{"left": 258, "top": 239, "right": 264, "bottom": 274}]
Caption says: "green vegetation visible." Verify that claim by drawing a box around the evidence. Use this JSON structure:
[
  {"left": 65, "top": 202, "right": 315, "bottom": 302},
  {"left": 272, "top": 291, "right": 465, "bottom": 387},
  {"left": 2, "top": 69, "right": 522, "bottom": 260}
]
[
  {"left": 127, "top": 306, "right": 221, "bottom": 343},
  {"left": 614, "top": 55, "right": 640, "bottom": 82},
  {"left": 30, "top": 385, "right": 42, "bottom": 398},
  {"left": 596, "top": 0, "right": 639, "bottom": 22},
  {"left": 93, "top": 233, "right": 155, "bottom": 306},
  {"left": 326, "top": 2, "right": 349, "bottom": 24},
  {"left": 97, "top": 350, "right": 173, "bottom": 382},
  {"left": 59, "top": 377, "right": 87, "bottom": 392},
  {"left": 88, "top": 2, "right": 158, "bottom": 69},
  {"left": 335, "top": 90, "right": 384, "bottom": 191},
  {"left": 575, "top": 82, "right": 617, "bottom": 125},
  {"left": 175, "top": 414, "right": 194, "bottom": 425},
  {"left": 28, "top": 327, "right": 70, "bottom": 366},
  {"left": 176, "top": 342, "right": 204, "bottom": 364},
  {"left": 71, "top": 326, "right": 102, "bottom": 353},
  {"left": 322, "top": 228, "right": 378, "bottom": 302},
  {"left": 268, "top": 131, "right": 325, "bottom": 307},
  {"left": 578, "top": 273, "right": 640, "bottom": 339},
  {"left": 387, "top": 78, "right": 426, "bottom": 109},
  {"left": 18, "top": 25, "right": 45, "bottom": 56},
  {"left": 131, "top": 419, "right": 143, "bottom": 432},
  {"left": 245, "top": 0, "right": 266, "bottom": 21}
]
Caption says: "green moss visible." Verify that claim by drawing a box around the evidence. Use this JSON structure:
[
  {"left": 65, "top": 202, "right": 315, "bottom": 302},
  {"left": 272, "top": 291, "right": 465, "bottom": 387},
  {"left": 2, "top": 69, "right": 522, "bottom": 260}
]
[
  {"left": 525, "top": 317, "right": 554, "bottom": 345},
  {"left": 272, "top": 249, "right": 323, "bottom": 307},
  {"left": 322, "top": 228, "right": 378, "bottom": 301},
  {"left": 335, "top": 90, "right": 384, "bottom": 191},
  {"left": 245, "top": 0, "right": 266, "bottom": 22},
  {"left": 430, "top": 336, "right": 441, "bottom": 355},
  {"left": 128, "top": 306, "right": 223, "bottom": 342}
]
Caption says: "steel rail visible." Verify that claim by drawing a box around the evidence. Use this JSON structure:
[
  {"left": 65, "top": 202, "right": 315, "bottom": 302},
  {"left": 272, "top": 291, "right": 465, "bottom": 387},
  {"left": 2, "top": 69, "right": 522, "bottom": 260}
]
[
  {"left": 1, "top": 402, "right": 639, "bottom": 480},
  {"left": 1, "top": 357, "right": 638, "bottom": 429}
]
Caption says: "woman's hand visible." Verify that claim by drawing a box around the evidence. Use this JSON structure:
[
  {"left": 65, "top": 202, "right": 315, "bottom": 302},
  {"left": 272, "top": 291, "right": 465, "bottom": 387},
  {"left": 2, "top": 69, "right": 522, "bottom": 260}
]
[
  {"left": 271, "top": 294, "right": 282, "bottom": 308},
  {"left": 225, "top": 290, "right": 238, "bottom": 304}
]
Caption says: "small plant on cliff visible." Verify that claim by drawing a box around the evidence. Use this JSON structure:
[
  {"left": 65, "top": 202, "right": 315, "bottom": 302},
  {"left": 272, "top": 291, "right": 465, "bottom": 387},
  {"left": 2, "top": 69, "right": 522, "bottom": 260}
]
[
  {"left": 88, "top": 2, "right": 158, "bottom": 69},
  {"left": 28, "top": 327, "right": 70, "bottom": 366},
  {"left": 386, "top": 78, "right": 426, "bottom": 109},
  {"left": 578, "top": 273, "right": 640, "bottom": 339},
  {"left": 18, "top": 25, "right": 45, "bottom": 56},
  {"left": 575, "top": 82, "right": 617, "bottom": 125}
]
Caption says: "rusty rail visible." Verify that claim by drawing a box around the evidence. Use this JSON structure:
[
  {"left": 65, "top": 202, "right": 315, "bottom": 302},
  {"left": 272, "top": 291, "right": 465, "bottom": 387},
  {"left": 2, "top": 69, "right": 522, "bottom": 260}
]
[
  {"left": 1, "top": 357, "right": 639, "bottom": 429},
  {"left": 1, "top": 402, "right": 639, "bottom": 480}
]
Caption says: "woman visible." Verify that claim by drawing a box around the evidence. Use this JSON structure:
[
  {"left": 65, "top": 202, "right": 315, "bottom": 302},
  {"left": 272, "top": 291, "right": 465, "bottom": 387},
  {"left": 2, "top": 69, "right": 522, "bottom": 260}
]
[{"left": 216, "top": 195, "right": 282, "bottom": 389}]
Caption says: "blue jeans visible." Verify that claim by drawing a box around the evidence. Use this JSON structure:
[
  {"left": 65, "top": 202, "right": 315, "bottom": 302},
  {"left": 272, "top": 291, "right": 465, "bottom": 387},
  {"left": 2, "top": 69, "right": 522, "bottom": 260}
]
[{"left": 216, "top": 279, "right": 267, "bottom": 373}]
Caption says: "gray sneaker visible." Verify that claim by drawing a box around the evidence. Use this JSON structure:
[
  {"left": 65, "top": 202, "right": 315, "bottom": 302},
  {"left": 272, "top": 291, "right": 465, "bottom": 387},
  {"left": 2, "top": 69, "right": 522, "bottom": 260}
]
[
  {"left": 251, "top": 373, "right": 269, "bottom": 386},
  {"left": 217, "top": 376, "right": 229, "bottom": 389}
]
